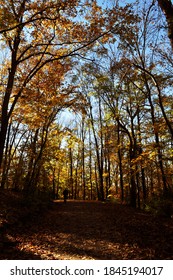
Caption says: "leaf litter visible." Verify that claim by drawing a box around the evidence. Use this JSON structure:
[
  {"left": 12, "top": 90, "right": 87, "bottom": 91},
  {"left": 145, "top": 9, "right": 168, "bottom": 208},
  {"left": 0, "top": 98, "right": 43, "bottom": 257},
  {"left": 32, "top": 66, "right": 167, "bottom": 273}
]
[{"left": 1, "top": 197, "right": 173, "bottom": 260}]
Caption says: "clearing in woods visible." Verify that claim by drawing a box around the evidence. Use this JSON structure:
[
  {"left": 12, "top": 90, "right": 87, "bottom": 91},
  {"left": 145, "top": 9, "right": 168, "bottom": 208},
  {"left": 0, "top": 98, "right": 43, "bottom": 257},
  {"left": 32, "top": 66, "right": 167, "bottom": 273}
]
[{"left": 1, "top": 198, "right": 173, "bottom": 260}]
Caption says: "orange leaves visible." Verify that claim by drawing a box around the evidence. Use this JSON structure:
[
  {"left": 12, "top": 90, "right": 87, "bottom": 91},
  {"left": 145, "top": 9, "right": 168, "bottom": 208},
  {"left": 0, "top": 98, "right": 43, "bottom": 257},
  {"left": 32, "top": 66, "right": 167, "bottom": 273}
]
[
  {"left": 12, "top": 55, "right": 74, "bottom": 130},
  {"left": 0, "top": 4, "right": 16, "bottom": 29}
]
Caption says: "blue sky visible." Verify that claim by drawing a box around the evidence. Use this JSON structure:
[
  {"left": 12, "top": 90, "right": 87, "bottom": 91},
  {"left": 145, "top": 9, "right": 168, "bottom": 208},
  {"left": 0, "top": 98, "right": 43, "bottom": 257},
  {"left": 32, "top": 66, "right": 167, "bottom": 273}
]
[
  {"left": 97, "top": 0, "right": 135, "bottom": 8},
  {"left": 97, "top": 0, "right": 173, "bottom": 8}
]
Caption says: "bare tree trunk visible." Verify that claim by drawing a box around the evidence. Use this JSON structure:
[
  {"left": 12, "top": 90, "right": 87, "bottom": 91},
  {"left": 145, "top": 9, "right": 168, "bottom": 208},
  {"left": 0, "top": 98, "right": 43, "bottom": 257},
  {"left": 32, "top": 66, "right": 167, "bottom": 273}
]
[
  {"left": 81, "top": 115, "right": 86, "bottom": 200},
  {"left": 117, "top": 121, "right": 124, "bottom": 202},
  {"left": 89, "top": 126, "right": 93, "bottom": 200},
  {"left": 69, "top": 147, "right": 74, "bottom": 199},
  {"left": 137, "top": 110, "right": 147, "bottom": 202},
  {"left": 88, "top": 98, "right": 104, "bottom": 200},
  {"left": 158, "top": 0, "right": 173, "bottom": 50},
  {"left": 98, "top": 96, "right": 104, "bottom": 200},
  {"left": 144, "top": 74, "right": 169, "bottom": 193}
]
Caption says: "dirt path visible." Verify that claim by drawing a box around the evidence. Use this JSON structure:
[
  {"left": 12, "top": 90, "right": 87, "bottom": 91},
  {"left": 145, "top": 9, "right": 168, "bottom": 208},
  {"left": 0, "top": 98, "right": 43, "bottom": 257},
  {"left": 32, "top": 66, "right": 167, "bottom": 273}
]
[{"left": 1, "top": 200, "right": 173, "bottom": 260}]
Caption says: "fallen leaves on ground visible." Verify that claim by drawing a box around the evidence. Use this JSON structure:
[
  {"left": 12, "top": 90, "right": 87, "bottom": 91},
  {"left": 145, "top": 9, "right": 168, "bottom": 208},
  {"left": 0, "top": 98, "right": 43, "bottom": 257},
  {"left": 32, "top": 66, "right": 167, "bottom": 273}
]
[{"left": 1, "top": 193, "right": 173, "bottom": 260}]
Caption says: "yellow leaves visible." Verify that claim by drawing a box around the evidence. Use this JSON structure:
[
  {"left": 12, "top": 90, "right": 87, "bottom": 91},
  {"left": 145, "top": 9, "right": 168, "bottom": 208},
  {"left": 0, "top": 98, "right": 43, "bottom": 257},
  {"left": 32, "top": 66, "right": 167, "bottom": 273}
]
[
  {"left": 103, "top": 172, "right": 109, "bottom": 178},
  {"left": 100, "top": 34, "right": 113, "bottom": 44},
  {"left": 11, "top": 55, "right": 73, "bottom": 130},
  {"left": 130, "top": 146, "right": 159, "bottom": 171},
  {"left": 0, "top": 6, "right": 15, "bottom": 29}
]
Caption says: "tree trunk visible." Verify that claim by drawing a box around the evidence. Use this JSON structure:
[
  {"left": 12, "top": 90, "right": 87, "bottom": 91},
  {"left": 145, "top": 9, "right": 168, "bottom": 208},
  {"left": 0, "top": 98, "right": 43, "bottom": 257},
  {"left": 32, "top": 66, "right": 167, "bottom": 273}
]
[
  {"left": 89, "top": 126, "right": 93, "bottom": 200},
  {"left": 117, "top": 121, "right": 124, "bottom": 202},
  {"left": 0, "top": 22, "right": 22, "bottom": 168},
  {"left": 81, "top": 115, "right": 86, "bottom": 200},
  {"left": 69, "top": 147, "right": 74, "bottom": 199},
  {"left": 158, "top": 0, "right": 173, "bottom": 50},
  {"left": 89, "top": 98, "right": 104, "bottom": 200}
]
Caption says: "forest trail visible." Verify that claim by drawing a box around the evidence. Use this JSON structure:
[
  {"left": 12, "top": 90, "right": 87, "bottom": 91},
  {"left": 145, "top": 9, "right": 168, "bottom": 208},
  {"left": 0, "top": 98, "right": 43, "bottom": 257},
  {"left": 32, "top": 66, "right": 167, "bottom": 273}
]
[{"left": 1, "top": 200, "right": 173, "bottom": 260}]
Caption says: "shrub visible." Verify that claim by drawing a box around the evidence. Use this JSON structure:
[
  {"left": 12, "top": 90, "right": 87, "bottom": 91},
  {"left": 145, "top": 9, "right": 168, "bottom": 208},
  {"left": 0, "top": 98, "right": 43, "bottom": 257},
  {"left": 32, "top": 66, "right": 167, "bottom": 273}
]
[{"left": 145, "top": 196, "right": 173, "bottom": 218}]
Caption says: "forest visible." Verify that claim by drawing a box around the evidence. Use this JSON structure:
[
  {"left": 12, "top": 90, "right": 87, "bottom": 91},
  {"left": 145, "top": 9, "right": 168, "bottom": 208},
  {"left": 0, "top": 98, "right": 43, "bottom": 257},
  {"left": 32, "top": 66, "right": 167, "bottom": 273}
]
[{"left": 0, "top": 0, "right": 173, "bottom": 260}]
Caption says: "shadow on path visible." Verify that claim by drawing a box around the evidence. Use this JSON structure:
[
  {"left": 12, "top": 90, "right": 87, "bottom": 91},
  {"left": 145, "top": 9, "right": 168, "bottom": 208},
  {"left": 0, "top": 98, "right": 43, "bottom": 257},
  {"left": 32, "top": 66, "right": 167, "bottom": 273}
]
[{"left": 3, "top": 201, "right": 173, "bottom": 260}]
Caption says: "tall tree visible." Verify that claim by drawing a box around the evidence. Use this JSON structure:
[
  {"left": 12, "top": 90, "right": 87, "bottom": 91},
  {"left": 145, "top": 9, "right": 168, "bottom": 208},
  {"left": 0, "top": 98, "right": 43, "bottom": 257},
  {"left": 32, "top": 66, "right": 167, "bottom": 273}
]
[{"left": 0, "top": 0, "right": 110, "bottom": 169}]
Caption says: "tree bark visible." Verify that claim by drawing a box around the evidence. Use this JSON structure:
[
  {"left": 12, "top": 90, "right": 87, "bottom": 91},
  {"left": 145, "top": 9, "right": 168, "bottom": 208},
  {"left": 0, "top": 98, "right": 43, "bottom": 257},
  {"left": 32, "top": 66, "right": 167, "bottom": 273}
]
[{"left": 158, "top": 0, "right": 173, "bottom": 50}]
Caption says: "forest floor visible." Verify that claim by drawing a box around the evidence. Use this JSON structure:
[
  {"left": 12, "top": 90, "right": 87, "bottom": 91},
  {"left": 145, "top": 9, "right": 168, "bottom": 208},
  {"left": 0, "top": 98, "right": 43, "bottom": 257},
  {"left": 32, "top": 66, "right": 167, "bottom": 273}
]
[{"left": 0, "top": 190, "right": 173, "bottom": 260}]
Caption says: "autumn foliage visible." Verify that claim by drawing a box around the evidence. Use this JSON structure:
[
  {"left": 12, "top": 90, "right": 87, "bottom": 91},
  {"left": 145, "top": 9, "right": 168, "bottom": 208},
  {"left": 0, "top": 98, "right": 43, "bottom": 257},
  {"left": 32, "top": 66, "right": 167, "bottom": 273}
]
[{"left": 0, "top": 0, "right": 173, "bottom": 213}]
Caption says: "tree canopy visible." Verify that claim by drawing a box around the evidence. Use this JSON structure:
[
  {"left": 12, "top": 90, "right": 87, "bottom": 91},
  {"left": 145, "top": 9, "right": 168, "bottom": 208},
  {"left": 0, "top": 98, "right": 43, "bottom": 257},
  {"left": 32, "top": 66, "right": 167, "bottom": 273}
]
[{"left": 0, "top": 0, "right": 173, "bottom": 211}]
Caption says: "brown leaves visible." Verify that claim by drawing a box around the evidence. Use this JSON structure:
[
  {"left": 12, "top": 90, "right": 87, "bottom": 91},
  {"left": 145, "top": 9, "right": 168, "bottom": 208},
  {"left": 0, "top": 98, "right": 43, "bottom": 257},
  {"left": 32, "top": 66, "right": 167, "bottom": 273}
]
[{"left": 1, "top": 196, "right": 173, "bottom": 260}]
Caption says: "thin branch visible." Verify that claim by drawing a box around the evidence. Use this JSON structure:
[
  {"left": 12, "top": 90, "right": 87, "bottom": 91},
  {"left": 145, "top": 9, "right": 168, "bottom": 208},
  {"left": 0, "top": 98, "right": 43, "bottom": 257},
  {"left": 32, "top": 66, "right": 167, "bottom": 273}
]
[
  {"left": 0, "top": 4, "right": 60, "bottom": 34},
  {"left": 134, "top": 63, "right": 173, "bottom": 138}
]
